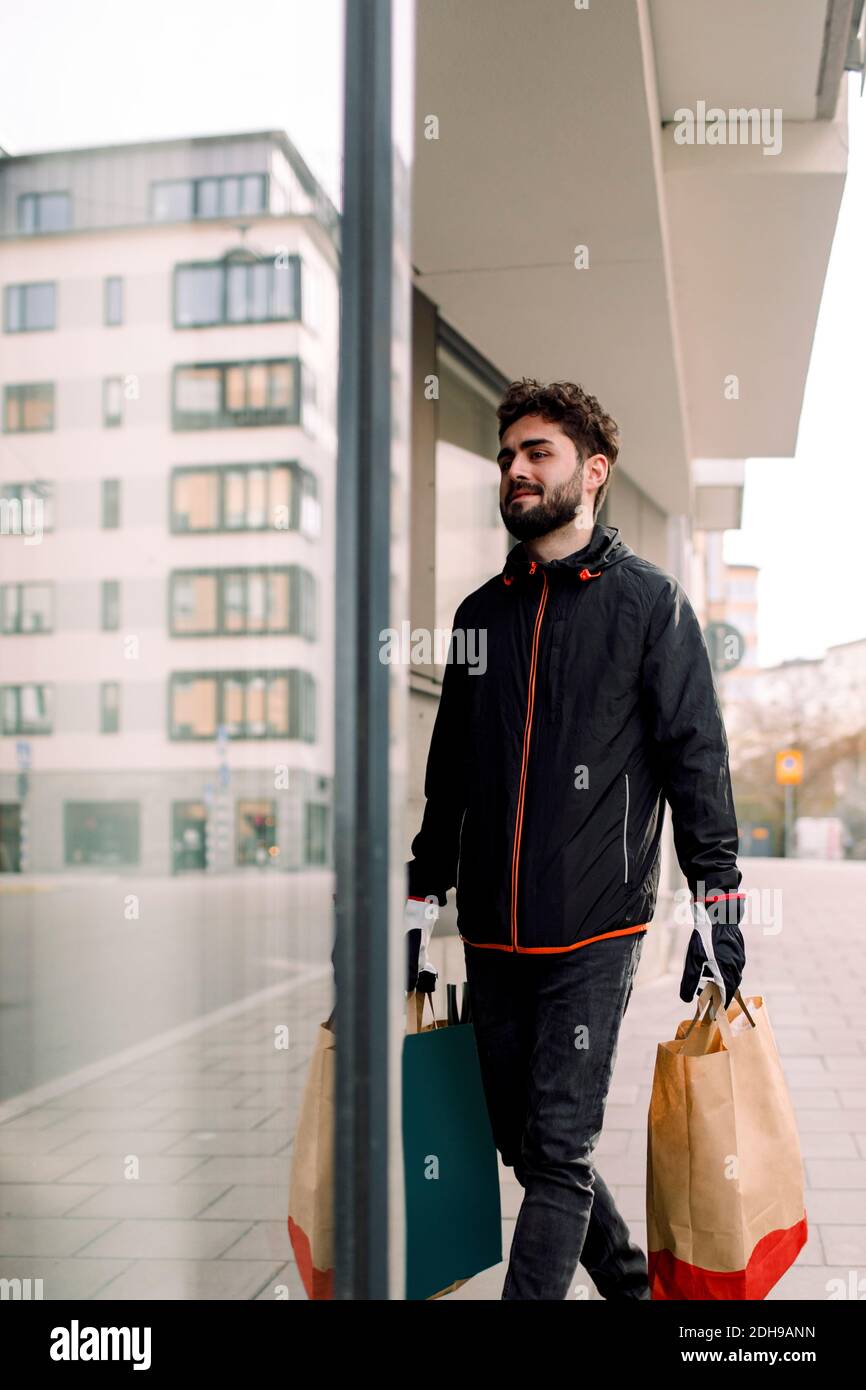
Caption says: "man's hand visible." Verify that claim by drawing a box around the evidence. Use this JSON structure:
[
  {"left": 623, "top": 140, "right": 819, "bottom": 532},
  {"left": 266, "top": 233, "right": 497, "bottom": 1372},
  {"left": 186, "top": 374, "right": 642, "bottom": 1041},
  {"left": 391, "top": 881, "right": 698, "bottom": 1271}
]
[
  {"left": 680, "top": 895, "right": 745, "bottom": 1008},
  {"left": 405, "top": 896, "right": 439, "bottom": 995}
]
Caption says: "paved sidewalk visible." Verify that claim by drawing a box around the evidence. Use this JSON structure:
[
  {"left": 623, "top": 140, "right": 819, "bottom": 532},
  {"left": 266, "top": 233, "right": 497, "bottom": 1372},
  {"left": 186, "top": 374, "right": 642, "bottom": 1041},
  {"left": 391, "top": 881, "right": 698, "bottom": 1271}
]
[
  {"left": 438, "top": 858, "right": 866, "bottom": 1300},
  {"left": 0, "top": 966, "right": 332, "bottom": 1301},
  {"left": 0, "top": 857, "right": 862, "bottom": 1300}
]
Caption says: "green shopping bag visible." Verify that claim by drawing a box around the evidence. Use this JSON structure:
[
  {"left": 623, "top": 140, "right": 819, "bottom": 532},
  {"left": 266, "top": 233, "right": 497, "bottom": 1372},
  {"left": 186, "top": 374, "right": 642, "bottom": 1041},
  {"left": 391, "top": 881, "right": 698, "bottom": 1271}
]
[{"left": 402, "top": 987, "right": 502, "bottom": 1300}]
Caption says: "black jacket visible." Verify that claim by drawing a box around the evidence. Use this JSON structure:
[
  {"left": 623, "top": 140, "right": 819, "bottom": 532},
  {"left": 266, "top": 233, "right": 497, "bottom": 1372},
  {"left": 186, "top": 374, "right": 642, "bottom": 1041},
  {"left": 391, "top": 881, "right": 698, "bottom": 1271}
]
[{"left": 406, "top": 524, "right": 743, "bottom": 953}]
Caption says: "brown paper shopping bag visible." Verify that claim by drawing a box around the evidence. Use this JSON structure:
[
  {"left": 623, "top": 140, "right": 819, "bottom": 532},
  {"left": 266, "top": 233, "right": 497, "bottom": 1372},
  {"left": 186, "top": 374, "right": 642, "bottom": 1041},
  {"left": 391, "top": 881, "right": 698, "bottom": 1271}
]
[
  {"left": 647, "top": 981, "right": 808, "bottom": 1299},
  {"left": 287, "top": 1013, "right": 335, "bottom": 1300},
  {"left": 287, "top": 987, "right": 489, "bottom": 1301}
]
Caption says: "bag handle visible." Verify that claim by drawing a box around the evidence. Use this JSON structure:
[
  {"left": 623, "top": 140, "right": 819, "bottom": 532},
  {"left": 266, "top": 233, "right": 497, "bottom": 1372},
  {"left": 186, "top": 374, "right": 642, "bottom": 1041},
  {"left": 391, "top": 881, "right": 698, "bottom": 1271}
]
[
  {"left": 681, "top": 982, "right": 756, "bottom": 1046},
  {"left": 406, "top": 987, "right": 441, "bottom": 1035}
]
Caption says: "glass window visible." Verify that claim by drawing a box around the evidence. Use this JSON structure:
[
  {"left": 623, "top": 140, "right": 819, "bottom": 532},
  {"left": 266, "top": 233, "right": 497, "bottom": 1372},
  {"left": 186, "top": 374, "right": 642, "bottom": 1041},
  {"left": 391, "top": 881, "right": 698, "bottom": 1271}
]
[
  {"left": 18, "top": 192, "right": 71, "bottom": 233},
  {"left": 171, "top": 573, "right": 218, "bottom": 635},
  {"left": 104, "top": 276, "right": 123, "bottom": 326},
  {"left": 170, "top": 675, "right": 217, "bottom": 738},
  {"left": 268, "top": 675, "right": 290, "bottom": 736},
  {"left": 246, "top": 676, "right": 267, "bottom": 736},
  {"left": 175, "top": 266, "right": 223, "bottom": 327},
  {"left": 305, "top": 804, "right": 329, "bottom": 865},
  {"left": 299, "top": 471, "right": 321, "bottom": 537},
  {"left": 246, "top": 573, "right": 267, "bottom": 633},
  {"left": 153, "top": 175, "right": 266, "bottom": 222},
  {"left": 220, "top": 177, "right": 242, "bottom": 217},
  {"left": 197, "top": 178, "right": 221, "bottom": 218},
  {"left": 168, "top": 464, "right": 304, "bottom": 534},
  {"left": 172, "top": 471, "right": 220, "bottom": 531},
  {"left": 0, "top": 587, "right": 17, "bottom": 632},
  {"left": 237, "top": 799, "right": 277, "bottom": 866},
  {"left": 152, "top": 180, "right": 194, "bottom": 221},
  {"left": 0, "top": 482, "right": 54, "bottom": 535},
  {"left": 4, "top": 283, "right": 56, "bottom": 332},
  {"left": 246, "top": 469, "right": 268, "bottom": 528},
  {"left": 20, "top": 584, "right": 53, "bottom": 633},
  {"left": 103, "top": 377, "right": 123, "bottom": 427},
  {"left": 0, "top": 684, "right": 53, "bottom": 734},
  {"left": 272, "top": 259, "right": 299, "bottom": 319},
  {"left": 175, "top": 257, "right": 298, "bottom": 328},
  {"left": 268, "top": 362, "right": 293, "bottom": 408},
  {"left": 102, "top": 479, "right": 121, "bottom": 529},
  {"left": 100, "top": 682, "right": 120, "bottom": 734},
  {"left": 246, "top": 365, "right": 268, "bottom": 411},
  {"left": 270, "top": 465, "right": 291, "bottom": 524},
  {"left": 224, "top": 366, "right": 246, "bottom": 413},
  {"left": 65, "top": 803, "right": 139, "bottom": 865},
  {"left": 268, "top": 571, "right": 290, "bottom": 631},
  {"left": 241, "top": 174, "right": 266, "bottom": 213},
  {"left": 37, "top": 193, "right": 71, "bottom": 231},
  {"left": 248, "top": 263, "right": 270, "bottom": 321},
  {"left": 435, "top": 346, "right": 510, "bottom": 638},
  {"left": 4, "top": 384, "right": 55, "bottom": 432},
  {"left": 101, "top": 579, "right": 120, "bottom": 631},
  {"left": 223, "top": 573, "right": 246, "bottom": 633},
  {"left": 223, "top": 675, "right": 245, "bottom": 735},
  {"left": 224, "top": 471, "right": 247, "bottom": 529},
  {"left": 172, "top": 360, "right": 299, "bottom": 428},
  {"left": 175, "top": 367, "right": 222, "bottom": 416}
]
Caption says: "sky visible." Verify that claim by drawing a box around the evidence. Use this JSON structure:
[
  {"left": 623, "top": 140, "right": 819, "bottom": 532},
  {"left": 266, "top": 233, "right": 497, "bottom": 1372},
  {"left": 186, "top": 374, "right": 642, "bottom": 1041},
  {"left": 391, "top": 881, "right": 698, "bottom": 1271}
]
[
  {"left": 724, "top": 76, "right": 866, "bottom": 666},
  {"left": 0, "top": 3, "right": 862, "bottom": 668}
]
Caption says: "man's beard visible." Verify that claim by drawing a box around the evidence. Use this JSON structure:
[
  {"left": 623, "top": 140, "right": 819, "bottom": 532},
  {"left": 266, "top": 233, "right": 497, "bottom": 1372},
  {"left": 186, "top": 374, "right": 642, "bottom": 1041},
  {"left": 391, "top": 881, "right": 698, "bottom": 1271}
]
[{"left": 500, "top": 461, "right": 585, "bottom": 541}]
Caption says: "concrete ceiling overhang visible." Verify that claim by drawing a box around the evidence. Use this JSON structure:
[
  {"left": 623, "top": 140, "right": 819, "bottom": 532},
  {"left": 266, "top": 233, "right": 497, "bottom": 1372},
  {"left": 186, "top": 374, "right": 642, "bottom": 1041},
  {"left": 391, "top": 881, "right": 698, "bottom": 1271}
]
[
  {"left": 412, "top": 0, "right": 692, "bottom": 516},
  {"left": 649, "top": 0, "right": 849, "bottom": 459}
]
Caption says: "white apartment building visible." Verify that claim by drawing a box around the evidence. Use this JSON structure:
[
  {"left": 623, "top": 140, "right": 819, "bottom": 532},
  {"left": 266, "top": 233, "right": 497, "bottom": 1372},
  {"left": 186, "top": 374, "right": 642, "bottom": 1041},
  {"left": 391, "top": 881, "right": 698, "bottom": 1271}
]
[{"left": 0, "top": 131, "right": 339, "bottom": 875}]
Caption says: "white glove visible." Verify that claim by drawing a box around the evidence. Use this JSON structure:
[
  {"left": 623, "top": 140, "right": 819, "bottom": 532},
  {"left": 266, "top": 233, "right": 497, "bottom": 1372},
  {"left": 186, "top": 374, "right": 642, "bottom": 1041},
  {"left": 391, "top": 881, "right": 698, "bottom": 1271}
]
[{"left": 404, "top": 896, "right": 439, "bottom": 992}]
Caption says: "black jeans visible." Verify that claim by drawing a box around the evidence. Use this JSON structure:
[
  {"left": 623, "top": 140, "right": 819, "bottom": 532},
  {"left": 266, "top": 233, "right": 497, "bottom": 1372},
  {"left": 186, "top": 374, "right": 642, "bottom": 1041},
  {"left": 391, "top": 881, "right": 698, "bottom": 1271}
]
[{"left": 463, "top": 930, "right": 650, "bottom": 1300}]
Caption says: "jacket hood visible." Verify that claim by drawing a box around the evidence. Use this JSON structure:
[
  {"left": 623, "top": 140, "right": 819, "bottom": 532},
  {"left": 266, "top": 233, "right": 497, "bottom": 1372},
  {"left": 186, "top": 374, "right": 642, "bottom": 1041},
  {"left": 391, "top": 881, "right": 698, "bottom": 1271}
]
[{"left": 502, "top": 523, "right": 633, "bottom": 584}]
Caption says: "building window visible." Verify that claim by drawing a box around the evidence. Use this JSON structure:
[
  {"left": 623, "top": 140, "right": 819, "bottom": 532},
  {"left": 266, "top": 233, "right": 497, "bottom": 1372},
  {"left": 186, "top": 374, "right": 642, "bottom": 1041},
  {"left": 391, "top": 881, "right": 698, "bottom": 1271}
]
[
  {"left": 3, "top": 383, "right": 54, "bottom": 433},
  {"left": 101, "top": 479, "right": 121, "bottom": 528},
  {"left": 104, "top": 276, "right": 123, "bottom": 326},
  {"left": 18, "top": 192, "right": 71, "bottom": 234},
  {"left": 0, "top": 583, "right": 53, "bottom": 633},
  {"left": 173, "top": 254, "right": 301, "bottom": 327},
  {"left": 101, "top": 579, "right": 120, "bottom": 631},
  {"left": 305, "top": 803, "right": 329, "bottom": 865},
  {"left": 151, "top": 174, "right": 268, "bottom": 222},
  {"left": 4, "top": 283, "right": 56, "bottom": 332},
  {"left": 169, "top": 566, "right": 315, "bottom": 637},
  {"left": 64, "top": 802, "right": 139, "bottom": 866},
  {"left": 170, "top": 462, "right": 319, "bottom": 535},
  {"left": 103, "top": 377, "right": 124, "bottom": 428},
  {"left": 0, "top": 684, "right": 53, "bottom": 734},
  {"left": 237, "top": 799, "right": 278, "bottom": 866},
  {"left": 172, "top": 359, "right": 301, "bottom": 430},
  {"left": 169, "top": 669, "right": 314, "bottom": 740},
  {"left": 0, "top": 482, "right": 54, "bottom": 536},
  {"left": 100, "top": 682, "right": 120, "bottom": 733}
]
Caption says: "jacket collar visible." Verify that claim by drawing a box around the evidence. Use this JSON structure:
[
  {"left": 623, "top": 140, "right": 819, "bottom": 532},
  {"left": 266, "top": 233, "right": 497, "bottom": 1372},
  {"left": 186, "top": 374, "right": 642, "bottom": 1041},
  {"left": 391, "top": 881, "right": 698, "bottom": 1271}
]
[{"left": 501, "top": 523, "right": 630, "bottom": 585}]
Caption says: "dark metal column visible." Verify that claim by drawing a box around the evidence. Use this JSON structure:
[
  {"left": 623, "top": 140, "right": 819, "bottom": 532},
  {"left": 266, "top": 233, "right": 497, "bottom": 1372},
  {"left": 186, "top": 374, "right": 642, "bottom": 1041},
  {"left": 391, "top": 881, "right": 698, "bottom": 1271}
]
[{"left": 333, "top": 0, "right": 394, "bottom": 1301}]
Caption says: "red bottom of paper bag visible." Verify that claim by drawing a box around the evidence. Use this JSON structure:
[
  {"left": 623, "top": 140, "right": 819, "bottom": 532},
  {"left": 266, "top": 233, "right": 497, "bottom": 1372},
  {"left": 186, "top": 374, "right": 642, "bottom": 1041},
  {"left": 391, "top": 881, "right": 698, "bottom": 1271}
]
[
  {"left": 288, "top": 1216, "right": 334, "bottom": 1300},
  {"left": 648, "top": 1214, "right": 808, "bottom": 1300}
]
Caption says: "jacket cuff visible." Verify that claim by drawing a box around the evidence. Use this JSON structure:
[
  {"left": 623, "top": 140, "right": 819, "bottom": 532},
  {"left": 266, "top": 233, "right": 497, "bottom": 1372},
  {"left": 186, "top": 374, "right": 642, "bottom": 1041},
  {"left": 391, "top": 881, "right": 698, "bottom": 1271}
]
[{"left": 694, "top": 890, "right": 746, "bottom": 927}]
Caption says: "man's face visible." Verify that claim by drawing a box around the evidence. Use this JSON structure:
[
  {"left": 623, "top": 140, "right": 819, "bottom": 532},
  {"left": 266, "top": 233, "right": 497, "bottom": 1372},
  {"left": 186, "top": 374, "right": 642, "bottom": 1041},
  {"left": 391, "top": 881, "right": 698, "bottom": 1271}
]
[{"left": 497, "top": 413, "right": 593, "bottom": 542}]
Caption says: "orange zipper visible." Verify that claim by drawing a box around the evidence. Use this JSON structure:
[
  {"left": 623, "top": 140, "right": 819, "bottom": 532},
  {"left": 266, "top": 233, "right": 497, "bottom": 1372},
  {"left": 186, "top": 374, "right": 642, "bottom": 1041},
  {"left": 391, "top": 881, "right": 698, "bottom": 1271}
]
[{"left": 509, "top": 564, "right": 549, "bottom": 950}]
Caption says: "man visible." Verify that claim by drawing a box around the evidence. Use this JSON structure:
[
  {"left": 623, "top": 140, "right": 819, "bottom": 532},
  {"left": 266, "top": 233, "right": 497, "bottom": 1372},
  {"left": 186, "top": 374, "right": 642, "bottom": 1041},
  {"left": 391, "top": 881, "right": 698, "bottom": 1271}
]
[{"left": 405, "top": 378, "right": 746, "bottom": 1301}]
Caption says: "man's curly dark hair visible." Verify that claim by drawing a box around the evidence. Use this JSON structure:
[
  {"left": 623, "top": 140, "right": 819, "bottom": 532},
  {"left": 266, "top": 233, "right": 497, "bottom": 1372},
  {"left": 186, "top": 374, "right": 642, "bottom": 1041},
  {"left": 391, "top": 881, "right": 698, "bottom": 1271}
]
[{"left": 496, "top": 378, "right": 620, "bottom": 519}]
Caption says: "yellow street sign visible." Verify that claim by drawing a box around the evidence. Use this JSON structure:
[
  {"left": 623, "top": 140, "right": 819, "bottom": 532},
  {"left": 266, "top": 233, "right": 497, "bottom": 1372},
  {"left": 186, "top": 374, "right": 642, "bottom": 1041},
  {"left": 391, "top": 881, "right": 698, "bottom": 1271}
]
[{"left": 775, "top": 749, "right": 803, "bottom": 785}]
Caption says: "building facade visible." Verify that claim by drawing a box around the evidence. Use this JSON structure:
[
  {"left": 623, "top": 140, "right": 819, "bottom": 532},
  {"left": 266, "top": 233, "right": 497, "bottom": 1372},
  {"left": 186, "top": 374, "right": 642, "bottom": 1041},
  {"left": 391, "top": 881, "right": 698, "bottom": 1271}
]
[{"left": 0, "top": 132, "right": 338, "bottom": 875}]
